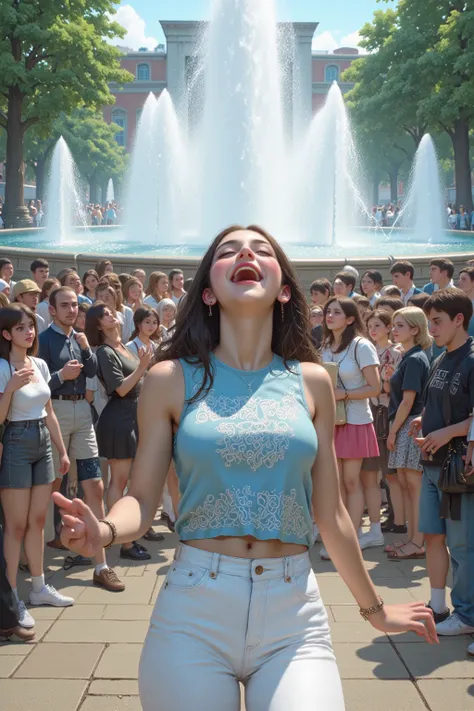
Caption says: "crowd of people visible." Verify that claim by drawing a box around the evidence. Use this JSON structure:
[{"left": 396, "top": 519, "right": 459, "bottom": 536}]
[
  {"left": 0, "top": 197, "right": 122, "bottom": 229},
  {"left": 309, "top": 256, "right": 474, "bottom": 658},
  {"left": 0, "top": 231, "right": 472, "bottom": 709}
]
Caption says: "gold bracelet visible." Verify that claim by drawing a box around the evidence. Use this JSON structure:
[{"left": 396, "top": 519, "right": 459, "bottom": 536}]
[
  {"left": 100, "top": 519, "right": 117, "bottom": 549},
  {"left": 359, "top": 597, "right": 384, "bottom": 621}
]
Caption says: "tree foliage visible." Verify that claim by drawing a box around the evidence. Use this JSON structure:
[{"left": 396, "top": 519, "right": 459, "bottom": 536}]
[
  {"left": 343, "top": 0, "right": 474, "bottom": 209},
  {"left": 0, "top": 0, "right": 133, "bottom": 224}
]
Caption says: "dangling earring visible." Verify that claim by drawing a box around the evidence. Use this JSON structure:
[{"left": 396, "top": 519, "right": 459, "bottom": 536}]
[
  {"left": 209, "top": 304, "right": 213, "bottom": 317},
  {"left": 281, "top": 302, "right": 285, "bottom": 322}
]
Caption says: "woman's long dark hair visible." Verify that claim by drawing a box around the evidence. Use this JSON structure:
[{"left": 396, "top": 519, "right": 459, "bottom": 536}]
[
  {"left": 155, "top": 225, "right": 320, "bottom": 402},
  {"left": 0, "top": 305, "right": 39, "bottom": 359},
  {"left": 322, "top": 296, "right": 365, "bottom": 353},
  {"left": 85, "top": 302, "right": 108, "bottom": 348}
]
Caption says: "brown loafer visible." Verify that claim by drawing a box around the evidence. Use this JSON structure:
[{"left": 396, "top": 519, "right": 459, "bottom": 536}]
[{"left": 93, "top": 567, "right": 125, "bottom": 592}]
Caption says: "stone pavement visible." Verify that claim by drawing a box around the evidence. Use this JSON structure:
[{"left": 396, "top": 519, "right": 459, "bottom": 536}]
[{"left": 1, "top": 519, "right": 473, "bottom": 711}]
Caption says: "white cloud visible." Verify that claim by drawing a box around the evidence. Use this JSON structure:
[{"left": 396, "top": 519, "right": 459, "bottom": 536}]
[
  {"left": 312, "top": 31, "right": 339, "bottom": 52},
  {"left": 113, "top": 5, "right": 157, "bottom": 51},
  {"left": 312, "top": 29, "right": 361, "bottom": 52},
  {"left": 340, "top": 30, "right": 361, "bottom": 48}
]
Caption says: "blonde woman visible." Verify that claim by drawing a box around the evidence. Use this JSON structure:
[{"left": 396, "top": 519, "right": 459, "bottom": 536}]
[
  {"left": 143, "top": 272, "right": 169, "bottom": 309},
  {"left": 386, "top": 307, "right": 431, "bottom": 561},
  {"left": 156, "top": 298, "right": 176, "bottom": 341}
]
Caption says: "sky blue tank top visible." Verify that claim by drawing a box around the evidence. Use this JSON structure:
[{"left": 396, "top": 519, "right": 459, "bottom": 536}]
[{"left": 173, "top": 354, "right": 318, "bottom": 548}]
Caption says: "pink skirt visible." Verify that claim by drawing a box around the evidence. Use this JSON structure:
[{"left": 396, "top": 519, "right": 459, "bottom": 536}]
[{"left": 334, "top": 422, "right": 379, "bottom": 460}]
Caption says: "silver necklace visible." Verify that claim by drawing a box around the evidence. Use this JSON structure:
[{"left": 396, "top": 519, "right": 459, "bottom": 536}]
[{"left": 237, "top": 373, "right": 255, "bottom": 396}]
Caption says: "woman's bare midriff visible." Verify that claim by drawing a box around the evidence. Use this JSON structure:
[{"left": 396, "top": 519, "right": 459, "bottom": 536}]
[{"left": 183, "top": 535, "right": 308, "bottom": 559}]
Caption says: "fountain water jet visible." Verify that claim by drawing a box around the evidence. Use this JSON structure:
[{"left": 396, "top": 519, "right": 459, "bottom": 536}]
[
  {"left": 399, "top": 134, "right": 445, "bottom": 243},
  {"left": 106, "top": 178, "right": 115, "bottom": 203},
  {"left": 44, "top": 137, "right": 88, "bottom": 243}
]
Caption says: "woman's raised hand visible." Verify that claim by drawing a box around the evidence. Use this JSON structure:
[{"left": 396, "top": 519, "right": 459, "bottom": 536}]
[
  {"left": 52, "top": 492, "right": 103, "bottom": 558},
  {"left": 138, "top": 345, "right": 153, "bottom": 370},
  {"left": 369, "top": 602, "right": 438, "bottom": 644},
  {"left": 5, "top": 367, "right": 35, "bottom": 392}
]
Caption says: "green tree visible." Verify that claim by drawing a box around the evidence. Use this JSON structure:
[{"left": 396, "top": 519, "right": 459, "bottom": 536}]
[
  {"left": 0, "top": 0, "right": 132, "bottom": 227},
  {"left": 24, "top": 109, "right": 127, "bottom": 202},
  {"left": 344, "top": 0, "right": 474, "bottom": 209}
]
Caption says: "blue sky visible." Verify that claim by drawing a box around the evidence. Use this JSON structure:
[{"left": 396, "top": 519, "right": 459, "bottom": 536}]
[{"left": 113, "top": 0, "right": 385, "bottom": 52}]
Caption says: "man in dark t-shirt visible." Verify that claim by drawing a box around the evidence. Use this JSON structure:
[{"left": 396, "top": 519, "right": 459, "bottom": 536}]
[{"left": 410, "top": 288, "right": 474, "bottom": 641}]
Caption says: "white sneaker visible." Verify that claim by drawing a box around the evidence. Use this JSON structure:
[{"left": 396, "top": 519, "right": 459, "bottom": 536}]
[
  {"left": 312, "top": 523, "right": 321, "bottom": 543},
  {"left": 436, "top": 612, "right": 474, "bottom": 636},
  {"left": 320, "top": 547, "right": 331, "bottom": 561},
  {"left": 359, "top": 530, "right": 385, "bottom": 550},
  {"left": 468, "top": 641, "right": 474, "bottom": 657},
  {"left": 29, "top": 584, "right": 74, "bottom": 608},
  {"left": 17, "top": 600, "right": 35, "bottom": 629}
]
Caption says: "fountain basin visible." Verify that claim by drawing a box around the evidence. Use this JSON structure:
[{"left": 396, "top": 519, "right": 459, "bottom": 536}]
[{"left": 1, "top": 226, "right": 473, "bottom": 290}]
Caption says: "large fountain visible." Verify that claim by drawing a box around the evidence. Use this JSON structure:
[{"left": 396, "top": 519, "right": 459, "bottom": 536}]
[{"left": 1, "top": 0, "right": 472, "bottom": 272}]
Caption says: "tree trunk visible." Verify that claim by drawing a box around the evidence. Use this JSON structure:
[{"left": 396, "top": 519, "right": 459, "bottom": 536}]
[
  {"left": 449, "top": 119, "right": 472, "bottom": 211},
  {"left": 3, "top": 87, "right": 31, "bottom": 227},
  {"left": 388, "top": 167, "right": 399, "bottom": 203}
]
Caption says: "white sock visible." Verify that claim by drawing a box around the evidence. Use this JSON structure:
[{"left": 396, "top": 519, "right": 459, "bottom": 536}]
[
  {"left": 95, "top": 562, "right": 109, "bottom": 575},
  {"left": 370, "top": 522, "right": 382, "bottom": 536},
  {"left": 430, "top": 588, "right": 447, "bottom": 614},
  {"left": 31, "top": 574, "right": 45, "bottom": 593},
  {"left": 12, "top": 588, "right": 19, "bottom": 603}
]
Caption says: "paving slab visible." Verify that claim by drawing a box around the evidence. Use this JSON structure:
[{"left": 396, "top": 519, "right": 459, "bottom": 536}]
[
  {"left": 341, "top": 679, "right": 427, "bottom": 711},
  {"left": 0, "top": 641, "right": 34, "bottom": 656},
  {"left": 396, "top": 639, "right": 474, "bottom": 678},
  {"left": 88, "top": 680, "right": 140, "bottom": 695},
  {"left": 329, "top": 622, "right": 388, "bottom": 644},
  {"left": 44, "top": 620, "right": 149, "bottom": 644},
  {"left": 0, "top": 655, "right": 23, "bottom": 678},
  {"left": 94, "top": 643, "right": 141, "bottom": 679},
  {"left": 334, "top": 642, "right": 410, "bottom": 679},
  {"left": 14, "top": 642, "right": 104, "bottom": 679},
  {"left": 330, "top": 605, "right": 362, "bottom": 622},
  {"left": 79, "top": 697, "right": 142, "bottom": 711},
  {"left": 78, "top": 576, "right": 155, "bottom": 605},
  {"left": 60, "top": 605, "right": 106, "bottom": 620},
  {"left": 102, "top": 604, "right": 153, "bottom": 621},
  {"left": 418, "top": 679, "right": 474, "bottom": 711},
  {"left": 0, "top": 679, "right": 87, "bottom": 711},
  {"left": 319, "top": 576, "right": 415, "bottom": 605}
]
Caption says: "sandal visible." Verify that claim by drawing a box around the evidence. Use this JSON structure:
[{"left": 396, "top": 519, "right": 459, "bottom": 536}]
[
  {"left": 384, "top": 540, "right": 406, "bottom": 554},
  {"left": 387, "top": 542, "right": 425, "bottom": 560}
]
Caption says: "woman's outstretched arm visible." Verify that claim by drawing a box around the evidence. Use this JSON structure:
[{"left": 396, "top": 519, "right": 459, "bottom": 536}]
[
  {"left": 54, "top": 360, "right": 182, "bottom": 554},
  {"left": 303, "top": 363, "right": 438, "bottom": 643}
]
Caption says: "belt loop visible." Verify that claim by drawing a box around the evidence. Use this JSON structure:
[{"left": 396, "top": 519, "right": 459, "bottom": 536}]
[
  {"left": 284, "top": 557, "right": 292, "bottom": 583},
  {"left": 209, "top": 552, "right": 220, "bottom": 579},
  {"left": 173, "top": 544, "right": 182, "bottom": 562}
]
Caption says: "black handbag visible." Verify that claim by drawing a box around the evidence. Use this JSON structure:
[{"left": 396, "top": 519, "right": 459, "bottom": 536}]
[{"left": 436, "top": 346, "right": 474, "bottom": 519}]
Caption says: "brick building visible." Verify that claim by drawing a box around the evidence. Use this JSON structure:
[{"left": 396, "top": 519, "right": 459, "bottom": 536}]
[{"left": 104, "top": 22, "right": 359, "bottom": 151}]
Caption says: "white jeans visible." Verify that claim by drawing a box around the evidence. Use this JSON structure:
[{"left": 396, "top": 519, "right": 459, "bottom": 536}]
[{"left": 139, "top": 544, "right": 345, "bottom": 710}]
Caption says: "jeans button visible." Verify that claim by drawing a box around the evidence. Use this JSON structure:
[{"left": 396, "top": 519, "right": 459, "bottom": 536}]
[{"left": 255, "top": 565, "right": 264, "bottom": 575}]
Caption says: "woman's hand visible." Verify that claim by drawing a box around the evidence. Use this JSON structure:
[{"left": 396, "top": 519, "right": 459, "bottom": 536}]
[
  {"left": 369, "top": 602, "right": 438, "bottom": 644},
  {"left": 386, "top": 432, "right": 396, "bottom": 451},
  {"left": 5, "top": 368, "right": 35, "bottom": 392},
  {"left": 382, "top": 364, "right": 394, "bottom": 382},
  {"left": 52, "top": 492, "right": 103, "bottom": 558},
  {"left": 408, "top": 416, "right": 422, "bottom": 437},
  {"left": 58, "top": 452, "right": 70, "bottom": 477},
  {"left": 138, "top": 346, "right": 153, "bottom": 371},
  {"left": 464, "top": 441, "right": 474, "bottom": 478},
  {"left": 334, "top": 388, "right": 347, "bottom": 402}
]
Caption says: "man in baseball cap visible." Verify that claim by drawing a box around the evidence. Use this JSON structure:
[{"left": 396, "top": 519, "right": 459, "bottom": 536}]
[{"left": 12, "top": 279, "right": 46, "bottom": 332}]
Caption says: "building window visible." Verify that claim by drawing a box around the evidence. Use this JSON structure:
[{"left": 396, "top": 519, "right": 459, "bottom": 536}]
[
  {"left": 137, "top": 63, "right": 150, "bottom": 81},
  {"left": 325, "top": 65, "right": 340, "bottom": 83},
  {"left": 112, "top": 109, "right": 127, "bottom": 147}
]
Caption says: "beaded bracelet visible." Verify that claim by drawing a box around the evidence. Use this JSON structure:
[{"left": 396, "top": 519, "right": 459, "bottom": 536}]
[
  {"left": 100, "top": 519, "right": 117, "bottom": 549},
  {"left": 359, "top": 597, "right": 384, "bottom": 621}
]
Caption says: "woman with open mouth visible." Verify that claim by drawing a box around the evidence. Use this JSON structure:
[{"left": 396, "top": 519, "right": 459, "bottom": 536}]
[{"left": 55, "top": 225, "right": 438, "bottom": 711}]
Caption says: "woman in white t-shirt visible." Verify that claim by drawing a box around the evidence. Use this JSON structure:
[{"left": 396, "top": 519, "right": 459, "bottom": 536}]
[
  {"left": 321, "top": 297, "right": 380, "bottom": 559},
  {"left": 0, "top": 305, "right": 72, "bottom": 630}
]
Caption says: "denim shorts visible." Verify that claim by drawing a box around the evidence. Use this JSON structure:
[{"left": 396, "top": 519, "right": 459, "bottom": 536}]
[{"left": 0, "top": 419, "right": 55, "bottom": 489}]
